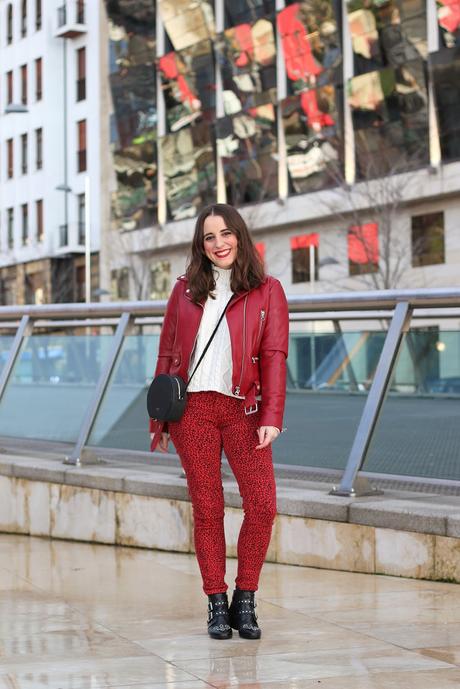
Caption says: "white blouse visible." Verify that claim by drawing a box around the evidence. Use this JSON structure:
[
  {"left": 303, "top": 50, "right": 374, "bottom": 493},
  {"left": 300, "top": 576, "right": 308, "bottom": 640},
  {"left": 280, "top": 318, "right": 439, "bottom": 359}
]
[{"left": 187, "top": 266, "right": 236, "bottom": 397}]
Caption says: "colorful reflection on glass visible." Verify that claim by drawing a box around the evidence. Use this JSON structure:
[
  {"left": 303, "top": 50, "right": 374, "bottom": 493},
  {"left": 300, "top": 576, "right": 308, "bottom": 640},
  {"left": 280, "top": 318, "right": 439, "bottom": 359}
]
[
  {"left": 224, "top": 0, "right": 275, "bottom": 28},
  {"left": 282, "top": 85, "right": 342, "bottom": 193},
  {"left": 107, "top": 1, "right": 158, "bottom": 230},
  {"left": 278, "top": 1, "right": 342, "bottom": 93},
  {"left": 348, "top": 60, "right": 429, "bottom": 176},
  {"left": 158, "top": 40, "right": 215, "bottom": 132},
  {"left": 437, "top": 0, "right": 460, "bottom": 48},
  {"left": 347, "top": 0, "right": 427, "bottom": 75},
  {"left": 216, "top": 19, "right": 276, "bottom": 115},
  {"left": 217, "top": 103, "right": 278, "bottom": 205},
  {"left": 161, "top": 122, "right": 216, "bottom": 221},
  {"left": 158, "top": 0, "right": 215, "bottom": 51}
]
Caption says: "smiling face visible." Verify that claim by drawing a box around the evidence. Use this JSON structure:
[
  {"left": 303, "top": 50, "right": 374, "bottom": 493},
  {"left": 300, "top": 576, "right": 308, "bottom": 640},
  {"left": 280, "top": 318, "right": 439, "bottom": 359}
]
[{"left": 203, "top": 214, "right": 238, "bottom": 269}]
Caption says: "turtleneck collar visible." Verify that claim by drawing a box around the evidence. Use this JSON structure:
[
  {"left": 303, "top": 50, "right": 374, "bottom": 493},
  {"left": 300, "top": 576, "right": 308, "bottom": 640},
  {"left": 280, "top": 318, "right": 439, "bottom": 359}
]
[{"left": 212, "top": 265, "right": 233, "bottom": 291}]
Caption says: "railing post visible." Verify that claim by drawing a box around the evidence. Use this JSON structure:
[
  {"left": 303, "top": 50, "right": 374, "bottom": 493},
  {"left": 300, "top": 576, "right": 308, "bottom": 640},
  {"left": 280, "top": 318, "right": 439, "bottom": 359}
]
[
  {"left": 0, "top": 315, "right": 33, "bottom": 402},
  {"left": 64, "top": 312, "right": 132, "bottom": 465},
  {"left": 330, "top": 302, "right": 413, "bottom": 497}
]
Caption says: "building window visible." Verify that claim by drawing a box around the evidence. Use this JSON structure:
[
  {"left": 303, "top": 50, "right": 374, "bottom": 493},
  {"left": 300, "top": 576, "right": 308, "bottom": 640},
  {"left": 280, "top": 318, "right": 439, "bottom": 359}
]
[
  {"left": 291, "top": 234, "right": 319, "bottom": 284},
  {"left": 7, "top": 139, "right": 14, "bottom": 178},
  {"left": 77, "top": 119, "right": 87, "bottom": 172},
  {"left": 21, "top": 204, "right": 29, "bottom": 245},
  {"left": 77, "top": 0, "right": 85, "bottom": 24},
  {"left": 76, "top": 47, "right": 86, "bottom": 101},
  {"left": 77, "top": 193, "right": 85, "bottom": 243},
  {"left": 7, "top": 208, "right": 14, "bottom": 249},
  {"left": 150, "top": 260, "right": 171, "bottom": 300},
  {"left": 36, "top": 199, "right": 43, "bottom": 242},
  {"left": 411, "top": 212, "right": 445, "bottom": 267},
  {"left": 21, "top": 133, "right": 28, "bottom": 174},
  {"left": 35, "top": 57, "right": 42, "bottom": 100},
  {"left": 348, "top": 223, "right": 379, "bottom": 276},
  {"left": 0, "top": 277, "right": 16, "bottom": 305},
  {"left": 35, "top": 127, "right": 42, "bottom": 169},
  {"left": 111, "top": 268, "right": 130, "bottom": 300},
  {"left": 7, "top": 4, "right": 13, "bottom": 44},
  {"left": 21, "top": 0, "right": 27, "bottom": 37},
  {"left": 35, "top": 0, "right": 41, "bottom": 30},
  {"left": 21, "top": 64, "right": 28, "bottom": 105},
  {"left": 25, "top": 271, "right": 45, "bottom": 304},
  {"left": 7, "top": 71, "right": 13, "bottom": 104}
]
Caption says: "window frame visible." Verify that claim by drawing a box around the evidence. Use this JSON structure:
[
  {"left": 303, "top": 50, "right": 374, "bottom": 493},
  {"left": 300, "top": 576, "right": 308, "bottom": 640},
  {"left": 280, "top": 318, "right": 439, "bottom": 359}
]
[{"left": 411, "top": 212, "right": 445, "bottom": 268}]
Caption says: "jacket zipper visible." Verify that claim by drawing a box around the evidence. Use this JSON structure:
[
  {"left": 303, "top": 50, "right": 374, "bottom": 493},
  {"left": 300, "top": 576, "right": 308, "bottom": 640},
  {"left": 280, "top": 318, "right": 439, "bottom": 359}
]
[
  {"left": 234, "top": 295, "right": 248, "bottom": 396},
  {"left": 255, "top": 309, "right": 266, "bottom": 350}
]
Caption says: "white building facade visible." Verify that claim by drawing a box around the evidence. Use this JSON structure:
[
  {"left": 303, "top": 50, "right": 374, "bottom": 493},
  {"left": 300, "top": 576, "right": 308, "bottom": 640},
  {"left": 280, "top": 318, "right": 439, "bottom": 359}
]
[{"left": 0, "top": 0, "right": 106, "bottom": 304}]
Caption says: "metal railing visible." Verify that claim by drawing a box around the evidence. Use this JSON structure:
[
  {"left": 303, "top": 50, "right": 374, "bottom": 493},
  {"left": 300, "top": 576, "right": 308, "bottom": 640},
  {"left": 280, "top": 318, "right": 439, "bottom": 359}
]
[{"left": 0, "top": 287, "right": 460, "bottom": 496}]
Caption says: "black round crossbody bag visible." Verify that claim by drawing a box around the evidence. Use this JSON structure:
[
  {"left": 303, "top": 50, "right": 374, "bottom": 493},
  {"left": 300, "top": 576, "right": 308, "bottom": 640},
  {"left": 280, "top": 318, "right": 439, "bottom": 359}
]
[{"left": 146, "top": 297, "right": 233, "bottom": 423}]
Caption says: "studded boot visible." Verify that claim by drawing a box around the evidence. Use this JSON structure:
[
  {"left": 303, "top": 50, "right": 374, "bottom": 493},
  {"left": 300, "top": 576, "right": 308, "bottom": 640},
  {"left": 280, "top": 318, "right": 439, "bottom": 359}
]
[
  {"left": 207, "top": 592, "right": 232, "bottom": 640},
  {"left": 229, "top": 589, "right": 261, "bottom": 639}
]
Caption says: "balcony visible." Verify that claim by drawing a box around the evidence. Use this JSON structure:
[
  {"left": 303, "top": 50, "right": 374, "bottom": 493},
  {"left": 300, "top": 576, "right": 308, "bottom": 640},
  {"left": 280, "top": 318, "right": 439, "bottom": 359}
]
[{"left": 55, "top": 1, "right": 86, "bottom": 39}]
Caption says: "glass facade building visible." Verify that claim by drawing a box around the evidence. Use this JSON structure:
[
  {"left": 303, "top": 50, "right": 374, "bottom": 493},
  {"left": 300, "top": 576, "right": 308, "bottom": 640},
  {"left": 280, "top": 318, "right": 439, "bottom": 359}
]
[{"left": 105, "top": 0, "right": 460, "bottom": 227}]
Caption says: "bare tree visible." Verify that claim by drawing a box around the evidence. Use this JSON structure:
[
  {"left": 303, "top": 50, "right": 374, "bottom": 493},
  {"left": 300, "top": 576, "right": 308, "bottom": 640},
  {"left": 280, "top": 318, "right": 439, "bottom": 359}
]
[{"left": 319, "top": 138, "right": 427, "bottom": 291}]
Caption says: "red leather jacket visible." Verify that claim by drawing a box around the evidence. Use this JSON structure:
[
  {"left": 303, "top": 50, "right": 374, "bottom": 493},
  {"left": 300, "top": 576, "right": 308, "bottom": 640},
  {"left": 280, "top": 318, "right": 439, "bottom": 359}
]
[{"left": 149, "top": 274, "right": 289, "bottom": 450}]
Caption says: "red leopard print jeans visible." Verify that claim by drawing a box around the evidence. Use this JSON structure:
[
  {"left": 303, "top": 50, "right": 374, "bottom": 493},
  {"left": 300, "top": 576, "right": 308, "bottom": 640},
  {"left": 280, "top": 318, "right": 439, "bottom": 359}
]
[{"left": 169, "top": 391, "right": 277, "bottom": 595}]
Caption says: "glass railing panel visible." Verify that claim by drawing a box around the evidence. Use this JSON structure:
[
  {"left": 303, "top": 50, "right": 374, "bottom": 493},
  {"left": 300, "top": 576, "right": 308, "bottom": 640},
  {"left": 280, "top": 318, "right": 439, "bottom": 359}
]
[
  {"left": 0, "top": 336, "right": 15, "bottom": 376},
  {"left": 273, "top": 327, "right": 386, "bottom": 470},
  {"left": 364, "top": 327, "right": 460, "bottom": 481},
  {"left": 88, "top": 334, "right": 159, "bottom": 451},
  {"left": 0, "top": 334, "right": 114, "bottom": 442}
]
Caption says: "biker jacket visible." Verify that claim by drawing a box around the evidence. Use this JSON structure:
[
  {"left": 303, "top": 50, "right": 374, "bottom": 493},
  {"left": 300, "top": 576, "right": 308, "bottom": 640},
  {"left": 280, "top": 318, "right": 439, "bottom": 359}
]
[{"left": 149, "top": 274, "right": 289, "bottom": 451}]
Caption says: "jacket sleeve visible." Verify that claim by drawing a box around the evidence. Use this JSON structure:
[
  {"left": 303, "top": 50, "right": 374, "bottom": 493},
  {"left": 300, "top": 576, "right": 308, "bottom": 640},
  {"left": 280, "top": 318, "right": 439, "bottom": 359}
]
[
  {"left": 148, "top": 281, "right": 181, "bottom": 442},
  {"left": 259, "top": 279, "right": 289, "bottom": 430}
]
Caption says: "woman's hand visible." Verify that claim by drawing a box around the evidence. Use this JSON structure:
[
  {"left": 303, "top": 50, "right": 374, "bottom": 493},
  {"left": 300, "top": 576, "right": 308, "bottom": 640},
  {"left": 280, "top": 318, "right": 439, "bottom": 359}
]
[
  {"left": 150, "top": 432, "right": 170, "bottom": 453},
  {"left": 256, "top": 426, "right": 280, "bottom": 450}
]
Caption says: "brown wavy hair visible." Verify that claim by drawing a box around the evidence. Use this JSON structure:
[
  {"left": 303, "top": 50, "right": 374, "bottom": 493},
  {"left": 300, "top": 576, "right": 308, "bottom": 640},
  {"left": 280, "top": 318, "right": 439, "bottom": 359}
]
[{"left": 186, "top": 204, "right": 266, "bottom": 302}]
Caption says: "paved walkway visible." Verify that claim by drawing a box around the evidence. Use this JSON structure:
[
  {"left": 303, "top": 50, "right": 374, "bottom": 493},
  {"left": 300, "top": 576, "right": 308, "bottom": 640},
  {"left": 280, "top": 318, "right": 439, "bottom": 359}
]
[{"left": 1, "top": 534, "right": 460, "bottom": 688}]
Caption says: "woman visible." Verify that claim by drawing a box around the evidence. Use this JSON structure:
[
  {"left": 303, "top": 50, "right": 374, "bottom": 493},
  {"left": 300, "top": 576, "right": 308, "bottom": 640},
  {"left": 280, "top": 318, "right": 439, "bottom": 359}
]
[{"left": 149, "top": 203, "right": 289, "bottom": 640}]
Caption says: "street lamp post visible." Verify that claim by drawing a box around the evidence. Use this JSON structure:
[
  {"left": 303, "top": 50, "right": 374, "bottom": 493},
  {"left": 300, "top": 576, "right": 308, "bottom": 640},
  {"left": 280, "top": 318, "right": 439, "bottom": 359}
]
[{"left": 56, "top": 175, "right": 91, "bottom": 303}]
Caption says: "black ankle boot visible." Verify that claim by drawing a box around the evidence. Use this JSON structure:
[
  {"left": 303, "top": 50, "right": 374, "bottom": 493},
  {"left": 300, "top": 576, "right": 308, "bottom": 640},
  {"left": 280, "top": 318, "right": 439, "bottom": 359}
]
[
  {"left": 229, "top": 589, "right": 261, "bottom": 639},
  {"left": 207, "top": 592, "right": 232, "bottom": 640}
]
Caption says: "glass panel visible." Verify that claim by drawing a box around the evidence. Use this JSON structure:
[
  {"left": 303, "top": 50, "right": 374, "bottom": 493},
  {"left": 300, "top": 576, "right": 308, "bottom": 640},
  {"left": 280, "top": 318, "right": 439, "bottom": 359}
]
[
  {"left": 431, "top": 50, "right": 460, "bottom": 163},
  {"left": 158, "top": 0, "right": 215, "bottom": 51},
  {"left": 0, "top": 335, "right": 114, "bottom": 442},
  {"left": 159, "top": 40, "right": 215, "bottom": 132},
  {"left": 273, "top": 327, "right": 385, "bottom": 469},
  {"left": 278, "top": 0, "right": 342, "bottom": 93},
  {"left": 347, "top": 0, "right": 427, "bottom": 76},
  {"left": 282, "top": 85, "right": 342, "bottom": 194},
  {"left": 0, "top": 336, "right": 15, "bottom": 375},
  {"left": 365, "top": 327, "right": 460, "bottom": 481},
  {"left": 89, "top": 334, "right": 159, "bottom": 452},
  {"left": 161, "top": 122, "right": 216, "bottom": 221},
  {"left": 349, "top": 60, "right": 429, "bottom": 177},
  {"left": 217, "top": 104, "right": 278, "bottom": 206},
  {"left": 216, "top": 18, "right": 277, "bottom": 113},
  {"left": 225, "top": 0, "right": 275, "bottom": 29},
  {"left": 107, "top": 3, "right": 157, "bottom": 230},
  {"left": 437, "top": 0, "right": 460, "bottom": 48}
]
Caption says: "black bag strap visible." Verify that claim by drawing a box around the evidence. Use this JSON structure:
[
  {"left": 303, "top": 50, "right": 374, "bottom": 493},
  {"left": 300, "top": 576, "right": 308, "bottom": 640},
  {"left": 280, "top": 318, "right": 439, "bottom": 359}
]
[{"left": 185, "top": 296, "right": 233, "bottom": 392}]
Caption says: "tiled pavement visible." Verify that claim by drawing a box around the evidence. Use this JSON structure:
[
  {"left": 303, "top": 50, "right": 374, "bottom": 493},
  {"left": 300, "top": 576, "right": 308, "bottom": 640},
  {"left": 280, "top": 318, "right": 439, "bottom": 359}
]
[{"left": 1, "top": 533, "right": 460, "bottom": 688}]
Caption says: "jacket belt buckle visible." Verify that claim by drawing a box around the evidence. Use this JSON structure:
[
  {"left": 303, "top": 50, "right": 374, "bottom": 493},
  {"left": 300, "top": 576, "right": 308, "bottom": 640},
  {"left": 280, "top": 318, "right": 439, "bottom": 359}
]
[{"left": 245, "top": 403, "right": 258, "bottom": 415}]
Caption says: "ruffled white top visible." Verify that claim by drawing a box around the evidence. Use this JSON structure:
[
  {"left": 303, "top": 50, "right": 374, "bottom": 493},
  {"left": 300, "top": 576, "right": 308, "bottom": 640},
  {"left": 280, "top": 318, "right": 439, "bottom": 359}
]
[{"left": 187, "top": 266, "right": 235, "bottom": 397}]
